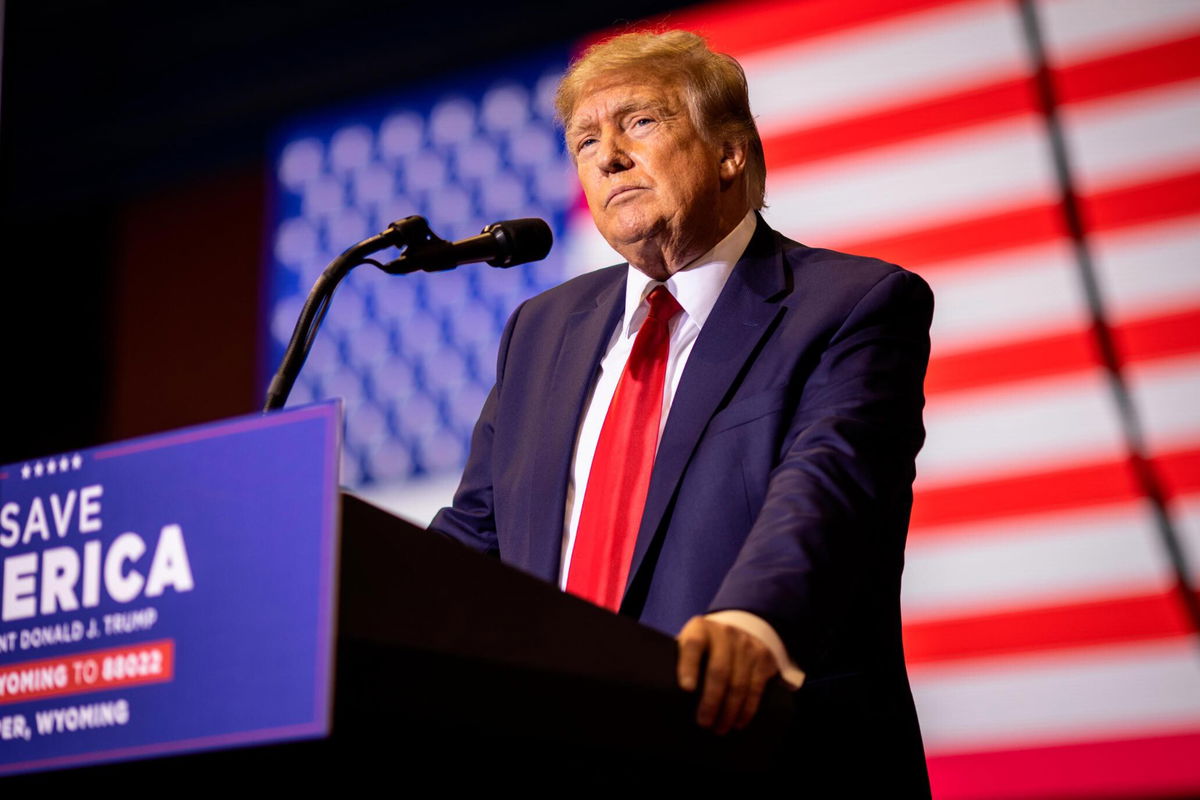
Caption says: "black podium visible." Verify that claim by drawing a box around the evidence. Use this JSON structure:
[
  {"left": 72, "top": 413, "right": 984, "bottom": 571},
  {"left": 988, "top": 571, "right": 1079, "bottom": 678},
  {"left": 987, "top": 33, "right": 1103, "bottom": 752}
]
[{"left": 13, "top": 492, "right": 793, "bottom": 787}]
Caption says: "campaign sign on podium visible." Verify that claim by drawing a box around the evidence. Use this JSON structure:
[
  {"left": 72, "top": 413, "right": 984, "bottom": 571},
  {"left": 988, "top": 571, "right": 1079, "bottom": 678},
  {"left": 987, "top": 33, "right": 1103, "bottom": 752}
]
[{"left": 0, "top": 402, "right": 340, "bottom": 775}]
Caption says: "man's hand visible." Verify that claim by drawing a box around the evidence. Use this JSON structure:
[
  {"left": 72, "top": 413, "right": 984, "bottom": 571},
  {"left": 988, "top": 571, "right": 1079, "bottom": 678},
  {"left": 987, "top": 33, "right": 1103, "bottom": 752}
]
[{"left": 676, "top": 615, "right": 780, "bottom": 734}]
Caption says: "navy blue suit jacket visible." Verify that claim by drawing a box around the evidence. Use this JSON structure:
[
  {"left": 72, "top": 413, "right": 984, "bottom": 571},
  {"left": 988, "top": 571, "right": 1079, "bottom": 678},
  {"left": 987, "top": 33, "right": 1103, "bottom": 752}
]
[{"left": 431, "top": 217, "right": 933, "bottom": 790}]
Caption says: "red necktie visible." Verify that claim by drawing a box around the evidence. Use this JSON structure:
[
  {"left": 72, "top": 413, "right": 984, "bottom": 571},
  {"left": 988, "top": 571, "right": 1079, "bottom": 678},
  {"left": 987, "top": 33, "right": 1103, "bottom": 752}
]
[{"left": 567, "top": 285, "right": 683, "bottom": 611}]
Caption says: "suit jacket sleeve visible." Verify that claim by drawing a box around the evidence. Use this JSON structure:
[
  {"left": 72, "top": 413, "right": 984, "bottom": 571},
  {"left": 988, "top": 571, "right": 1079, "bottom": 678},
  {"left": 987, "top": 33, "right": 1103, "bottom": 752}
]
[{"left": 706, "top": 268, "right": 933, "bottom": 671}]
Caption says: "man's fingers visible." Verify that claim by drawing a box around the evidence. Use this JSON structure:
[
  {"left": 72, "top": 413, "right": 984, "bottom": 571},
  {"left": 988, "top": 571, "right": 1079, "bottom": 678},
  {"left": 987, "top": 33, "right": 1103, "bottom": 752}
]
[
  {"left": 675, "top": 617, "right": 710, "bottom": 692},
  {"left": 677, "top": 616, "right": 783, "bottom": 733},
  {"left": 713, "top": 639, "right": 751, "bottom": 735},
  {"left": 695, "top": 622, "right": 732, "bottom": 728},
  {"left": 733, "top": 651, "right": 778, "bottom": 731}
]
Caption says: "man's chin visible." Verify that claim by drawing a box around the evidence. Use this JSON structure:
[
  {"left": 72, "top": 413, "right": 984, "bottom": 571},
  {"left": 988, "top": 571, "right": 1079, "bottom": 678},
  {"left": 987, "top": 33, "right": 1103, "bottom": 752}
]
[
  {"left": 599, "top": 219, "right": 665, "bottom": 250},
  {"left": 604, "top": 233, "right": 657, "bottom": 263}
]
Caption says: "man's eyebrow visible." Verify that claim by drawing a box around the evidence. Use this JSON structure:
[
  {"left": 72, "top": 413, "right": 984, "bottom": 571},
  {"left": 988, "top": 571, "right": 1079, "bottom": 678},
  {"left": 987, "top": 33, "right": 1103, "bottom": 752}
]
[
  {"left": 616, "top": 97, "right": 669, "bottom": 115},
  {"left": 566, "top": 117, "right": 598, "bottom": 139},
  {"left": 568, "top": 97, "right": 675, "bottom": 138}
]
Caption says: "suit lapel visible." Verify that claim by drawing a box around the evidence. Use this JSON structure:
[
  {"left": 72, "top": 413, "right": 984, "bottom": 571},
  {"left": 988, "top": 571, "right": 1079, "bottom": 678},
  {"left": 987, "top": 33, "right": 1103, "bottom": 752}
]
[
  {"left": 523, "top": 271, "right": 626, "bottom": 584},
  {"left": 622, "top": 221, "right": 790, "bottom": 603}
]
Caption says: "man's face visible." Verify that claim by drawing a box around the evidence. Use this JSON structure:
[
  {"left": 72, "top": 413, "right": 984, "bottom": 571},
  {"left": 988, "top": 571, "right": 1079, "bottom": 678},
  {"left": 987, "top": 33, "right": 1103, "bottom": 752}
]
[{"left": 567, "top": 78, "right": 729, "bottom": 274}]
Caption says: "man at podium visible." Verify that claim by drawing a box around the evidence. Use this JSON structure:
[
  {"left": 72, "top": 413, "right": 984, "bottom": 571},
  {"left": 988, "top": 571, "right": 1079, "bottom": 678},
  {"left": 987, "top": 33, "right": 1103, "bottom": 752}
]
[{"left": 431, "top": 29, "right": 931, "bottom": 791}]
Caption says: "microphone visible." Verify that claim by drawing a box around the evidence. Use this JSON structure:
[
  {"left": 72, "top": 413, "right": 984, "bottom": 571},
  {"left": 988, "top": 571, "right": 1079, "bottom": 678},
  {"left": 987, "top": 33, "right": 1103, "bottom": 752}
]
[{"left": 381, "top": 217, "right": 553, "bottom": 273}]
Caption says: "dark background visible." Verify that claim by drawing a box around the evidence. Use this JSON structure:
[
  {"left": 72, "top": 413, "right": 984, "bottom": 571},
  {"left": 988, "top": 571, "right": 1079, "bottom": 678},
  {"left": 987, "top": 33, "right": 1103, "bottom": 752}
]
[{"left": 0, "top": 0, "right": 688, "bottom": 465}]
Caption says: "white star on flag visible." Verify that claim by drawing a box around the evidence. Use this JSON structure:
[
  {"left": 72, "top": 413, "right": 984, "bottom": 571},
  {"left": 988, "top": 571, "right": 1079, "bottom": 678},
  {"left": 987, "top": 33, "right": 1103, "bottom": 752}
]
[
  {"left": 47, "top": 460, "right": 57, "bottom": 474},
  {"left": 71, "top": 454, "right": 83, "bottom": 470},
  {"left": 20, "top": 464, "right": 31, "bottom": 480},
  {"left": 34, "top": 462, "right": 44, "bottom": 477},
  {"left": 59, "top": 457, "right": 69, "bottom": 472}
]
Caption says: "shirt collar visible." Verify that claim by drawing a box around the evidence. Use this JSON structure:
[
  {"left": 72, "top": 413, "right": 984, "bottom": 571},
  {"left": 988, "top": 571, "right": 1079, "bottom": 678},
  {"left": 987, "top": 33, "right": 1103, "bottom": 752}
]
[{"left": 621, "top": 210, "right": 757, "bottom": 337}]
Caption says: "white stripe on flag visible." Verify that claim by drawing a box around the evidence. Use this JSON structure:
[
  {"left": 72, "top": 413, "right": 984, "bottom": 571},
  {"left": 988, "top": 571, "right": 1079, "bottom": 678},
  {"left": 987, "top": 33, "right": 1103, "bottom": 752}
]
[
  {"left": 1093, "top": 217, "right": 1200, "bottom": 322},
  {"left": 1128, "top": 355, "right": 1200, "bottom": 455},
  {"left": 1041, "top": 0, "right": 1200, "bottom": 63},
  {"left": 742, "top": 0, "right": 1027, "bottom": 136},
  {"left": 919, "top": 368, "right": 1126, "bottom": 485},
  {"left": 911, "top": 636, "right": 1200, "bottom": 753},
  {"left": 1064, "top": 80, "right": 1200, "bottom": 194},
  {"left": 926, "top": 219, "right": 1200, "bottom": 358},
  {"left": 902, "top": 496, "right": 1200, "bottom": 621},
  {"left": 925, "top": 242, "right": 1084, "bottom": 355},
  {"left": 921, "top": 358, "right": 1200, "bottom": 483},
  {"left": 762, "top": 115, "right": 1055, "bottom": 243}
]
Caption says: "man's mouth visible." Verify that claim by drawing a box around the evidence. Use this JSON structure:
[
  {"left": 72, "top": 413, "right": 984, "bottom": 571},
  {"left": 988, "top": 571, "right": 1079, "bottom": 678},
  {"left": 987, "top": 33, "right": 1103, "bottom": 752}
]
[{"left": 606, "top": 186, "right": 645, "bottom": 206}]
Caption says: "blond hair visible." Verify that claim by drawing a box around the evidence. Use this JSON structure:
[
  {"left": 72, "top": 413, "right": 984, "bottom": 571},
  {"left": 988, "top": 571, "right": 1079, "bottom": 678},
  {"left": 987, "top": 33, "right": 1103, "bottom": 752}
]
[{"left": 555, "top": 30, "right": 767, "bottom": 210}]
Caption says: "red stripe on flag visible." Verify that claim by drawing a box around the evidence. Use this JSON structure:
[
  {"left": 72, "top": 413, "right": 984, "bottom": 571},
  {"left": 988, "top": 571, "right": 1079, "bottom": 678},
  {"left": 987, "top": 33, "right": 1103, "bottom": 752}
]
[
  {"left": 842, "top": 170, "right": 1200, "bottom": 269},
  {"left": 911, "top": 448, "right": 1200, "bottom": 532},
  {"left": 841, "top": 202, "right": 1067, "bottom": 269},
  {"left": 927, "top": 307, "right": 1200, "bottom": 395},
  {"left": 585, "top": 0, "right": 972, "bottom": 56},
  {"left": 927, "top": 327, "right": 1100, "bottom": 395},
  {"left": 913, "top": 458, "right": 1139, "bottom": 531},
  {"left": 927, "top": 730, "right": 1200, "bottom": 800},
  {"left": 1159, "top": 447, "right": 1200, "bottom": 501},
  {"left": 1115, "top": 306, "right": 1200, "bottom": 366},
  {"left": 764, "top": 80, "right": 1036, "bottom": 171},
  {"left": 904, "top": 590, "right": 1196, "bottom": 664},
  {"left": 1057, "top": 32, "right": 1200, "bottom": 105},
  {"left": 763, "top": 32, "right": 1200, "bottom": 172},
  {"left": 1083, "top": 170, "right": 1200, "bottom": 234}
]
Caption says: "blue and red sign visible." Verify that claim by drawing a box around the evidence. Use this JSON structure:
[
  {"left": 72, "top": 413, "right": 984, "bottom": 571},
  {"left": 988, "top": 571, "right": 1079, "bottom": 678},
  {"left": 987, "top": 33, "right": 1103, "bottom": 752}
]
[{"left": 0, "top": 402, "right": 340, "bottom": 775}]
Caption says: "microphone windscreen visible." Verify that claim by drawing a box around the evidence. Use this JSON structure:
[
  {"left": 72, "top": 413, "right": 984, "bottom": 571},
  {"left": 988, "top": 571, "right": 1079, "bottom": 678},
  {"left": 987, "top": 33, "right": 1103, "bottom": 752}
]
[{"left": 484, "top": 218, "right": 554, "bottom": 268}]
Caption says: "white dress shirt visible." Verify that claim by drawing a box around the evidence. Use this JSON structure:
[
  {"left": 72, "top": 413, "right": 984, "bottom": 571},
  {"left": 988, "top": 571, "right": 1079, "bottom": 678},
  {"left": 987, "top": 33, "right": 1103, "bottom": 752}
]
[{"left": 560, "top": 211, "right": 804, "bottom": 688}]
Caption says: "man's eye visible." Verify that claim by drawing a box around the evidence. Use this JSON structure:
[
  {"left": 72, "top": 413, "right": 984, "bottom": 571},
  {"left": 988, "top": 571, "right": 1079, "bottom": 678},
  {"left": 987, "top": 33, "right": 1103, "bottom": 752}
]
[
  {"left": 577, "top": 137, "right": 597, "bottom": 151},
  {"left": 633, "top": 117, "right": 655, "bottom": 127}
]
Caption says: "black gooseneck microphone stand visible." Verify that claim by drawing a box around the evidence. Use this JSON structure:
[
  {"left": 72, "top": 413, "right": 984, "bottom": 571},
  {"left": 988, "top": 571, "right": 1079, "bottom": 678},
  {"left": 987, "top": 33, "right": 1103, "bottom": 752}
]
[{"left": 263, "top": 215, "right": 551, "bottom": 412}]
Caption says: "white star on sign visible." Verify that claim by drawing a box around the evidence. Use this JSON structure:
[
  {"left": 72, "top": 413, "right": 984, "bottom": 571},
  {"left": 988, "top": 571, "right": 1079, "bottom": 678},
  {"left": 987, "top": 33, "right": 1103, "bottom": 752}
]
[
  {"left": 20, "top": 464, "right": 31, "bottom": 479},
  {"left": 59, "top": 456, "right": 69, "bottom": 472},
  {"left": 46, "top": 460, "right": 57, "bottom": 475},
  {"left": 71, "top": 454, "right": 83, "bottom": 470},
  {"left": 34, "top": 462, "right": 44, "bottom": 477}
]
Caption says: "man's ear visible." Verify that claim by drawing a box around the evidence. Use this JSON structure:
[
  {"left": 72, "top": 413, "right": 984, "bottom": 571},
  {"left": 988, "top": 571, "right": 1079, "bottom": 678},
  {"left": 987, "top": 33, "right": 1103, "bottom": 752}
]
[{"left": 719, "top": 138, "right": 748, "bottom": 184}]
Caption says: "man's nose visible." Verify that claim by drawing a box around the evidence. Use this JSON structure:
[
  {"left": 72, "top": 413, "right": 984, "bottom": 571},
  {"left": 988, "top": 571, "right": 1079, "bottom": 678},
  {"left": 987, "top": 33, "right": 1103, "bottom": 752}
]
[{"left": 597, "top": 135, "right": 633, "bottom": 174}]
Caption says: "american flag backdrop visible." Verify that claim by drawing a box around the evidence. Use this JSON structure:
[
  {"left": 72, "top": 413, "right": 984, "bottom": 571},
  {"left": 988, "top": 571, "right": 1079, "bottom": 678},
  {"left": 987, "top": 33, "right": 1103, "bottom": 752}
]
[{"left": 265, "top": 1, "right": 1200, "bottom": 796}]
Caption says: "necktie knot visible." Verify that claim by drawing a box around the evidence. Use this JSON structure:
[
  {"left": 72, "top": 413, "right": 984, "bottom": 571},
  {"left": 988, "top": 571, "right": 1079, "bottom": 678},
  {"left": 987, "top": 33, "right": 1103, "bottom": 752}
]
[{"left": 645, "top": 285, "right": 683, "bottom": 323}]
